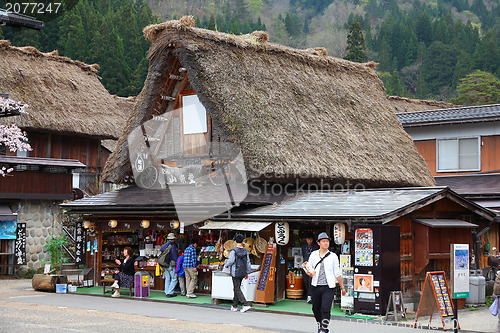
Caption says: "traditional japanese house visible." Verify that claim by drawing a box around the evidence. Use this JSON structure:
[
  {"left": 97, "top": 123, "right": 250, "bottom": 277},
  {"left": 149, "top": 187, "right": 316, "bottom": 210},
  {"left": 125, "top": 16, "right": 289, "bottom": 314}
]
[
  {"left": 0, "top": 40, "right": 130, "bottom": 273},
  {"left": 61, "top": 17, "right": 443, "bottom": 293}
]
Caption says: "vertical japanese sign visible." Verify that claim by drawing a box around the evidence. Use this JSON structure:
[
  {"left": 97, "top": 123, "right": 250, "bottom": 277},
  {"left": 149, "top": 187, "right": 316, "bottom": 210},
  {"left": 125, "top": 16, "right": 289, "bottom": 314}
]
[
  {"left": 451, "top": 244, "right": 469, "bottom": 299},
  {"left": 14, "top": 223, "right": 26, "bottom": 265},
  {"left": 75, "top": 221, "right": 86, "bottom": 265}
]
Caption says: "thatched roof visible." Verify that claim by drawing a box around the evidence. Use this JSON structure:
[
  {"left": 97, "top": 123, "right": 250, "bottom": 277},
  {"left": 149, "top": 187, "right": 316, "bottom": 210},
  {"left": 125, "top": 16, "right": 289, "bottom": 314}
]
[
  {"left": 0, "top": 40, "right": 129, "bottom": 139},
  {"left": 388, "top": 96, "right": 456, "bottom": 113},
  {"left": 104, "top": 18, "right": 435, "bottom": 188}
]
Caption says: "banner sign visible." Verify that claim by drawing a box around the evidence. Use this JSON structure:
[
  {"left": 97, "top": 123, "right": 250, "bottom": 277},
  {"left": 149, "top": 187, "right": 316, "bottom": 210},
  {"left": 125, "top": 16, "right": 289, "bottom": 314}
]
[
  {"left": 14, "top": 223, "right": 26, "bottom": 265},
  {"left": 75, "top": 221, "right": 86, "bottom": 265},
  {"left": 451, "top": 244, "right": 469, "bottom": 299}
]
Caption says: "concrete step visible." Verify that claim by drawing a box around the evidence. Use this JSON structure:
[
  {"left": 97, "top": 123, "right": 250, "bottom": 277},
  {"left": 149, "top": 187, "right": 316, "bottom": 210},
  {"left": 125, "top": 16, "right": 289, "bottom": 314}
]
[{"left": 61, "top": 268, "right": 81, "bottom": 276}]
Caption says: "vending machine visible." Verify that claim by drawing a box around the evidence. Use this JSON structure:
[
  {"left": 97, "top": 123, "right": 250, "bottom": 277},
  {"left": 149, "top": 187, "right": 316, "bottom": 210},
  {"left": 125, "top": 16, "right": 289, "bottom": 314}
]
[{"left": 353, "top": 225, "right": 400, "bottom": 315}]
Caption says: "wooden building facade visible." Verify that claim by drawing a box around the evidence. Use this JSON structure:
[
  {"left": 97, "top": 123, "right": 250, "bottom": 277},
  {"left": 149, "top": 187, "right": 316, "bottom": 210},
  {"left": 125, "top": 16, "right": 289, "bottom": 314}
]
[
  {"left": 0, "top": 40, "right": 131, "bottom": 273},
  {"left": 231, "top": 187, "right": 498, "bottom": 305}
]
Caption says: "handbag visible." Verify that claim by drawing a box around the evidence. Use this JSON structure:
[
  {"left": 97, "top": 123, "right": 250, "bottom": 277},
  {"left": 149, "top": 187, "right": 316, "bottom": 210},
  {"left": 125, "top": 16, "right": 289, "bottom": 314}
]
[{"left": 490, "top": 297, "right": 499, "bottom": 316}]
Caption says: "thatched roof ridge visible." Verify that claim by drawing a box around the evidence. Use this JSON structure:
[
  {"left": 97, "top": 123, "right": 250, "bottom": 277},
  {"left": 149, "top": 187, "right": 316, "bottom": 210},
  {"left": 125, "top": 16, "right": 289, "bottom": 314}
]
[
  {"left": 388, "top": 95, "right": 457, "bottom": 113},
  {"left": 0, "top": 40, "right": 129, "bottom": 139},
  {"left": 0, "top": 40, "right": 100, "bottom": 74},
  {"left": 104, "top": 18, "right": 435, "bottom": 187},
  {"left": 143, "top": 20, "right": 385, "bottom": 82}
]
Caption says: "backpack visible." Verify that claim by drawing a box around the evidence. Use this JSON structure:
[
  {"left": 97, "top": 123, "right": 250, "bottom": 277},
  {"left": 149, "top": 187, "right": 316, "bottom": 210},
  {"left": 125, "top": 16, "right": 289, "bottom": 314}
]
[
  {"left": 233, "top": 248, "right": 248, "bottom": 279},
  {"left": 158, "top": 243, "right": 173, "bottom": 268}
]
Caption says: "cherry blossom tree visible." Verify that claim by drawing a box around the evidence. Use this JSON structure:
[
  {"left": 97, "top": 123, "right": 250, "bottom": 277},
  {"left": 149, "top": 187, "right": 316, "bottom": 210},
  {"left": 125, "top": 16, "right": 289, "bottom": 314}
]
[{"left": 0, "top": 97, "right": 32, "bottom": 177}]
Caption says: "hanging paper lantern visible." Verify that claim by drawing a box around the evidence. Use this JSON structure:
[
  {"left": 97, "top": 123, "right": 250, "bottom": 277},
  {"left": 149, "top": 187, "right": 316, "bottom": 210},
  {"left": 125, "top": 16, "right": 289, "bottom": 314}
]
[
  {"left": 140, "top": 220, "right": 150, "bottom": 229},
  {"left": 275, "top": 222, "right": 289, "bottom": 245},
  {"left": 108, "top": 220, "right": 118, "bottom": 228},
  {"left": 333, "top": 223, "right": 346, "bottom": 245}
]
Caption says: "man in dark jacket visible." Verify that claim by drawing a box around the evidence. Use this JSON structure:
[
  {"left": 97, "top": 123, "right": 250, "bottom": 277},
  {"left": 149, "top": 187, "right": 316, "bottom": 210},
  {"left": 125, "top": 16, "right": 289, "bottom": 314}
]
[
  {"left": 302, "top": 233, "right": 319, "bottom": 303},
  {"left": 224, "top": 233, "right": 252, "bottom": 313}
]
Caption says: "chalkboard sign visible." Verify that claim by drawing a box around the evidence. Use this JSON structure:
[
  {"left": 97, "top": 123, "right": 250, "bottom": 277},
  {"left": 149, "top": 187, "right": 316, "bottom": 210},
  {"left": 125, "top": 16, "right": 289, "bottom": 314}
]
[{"left": 414, "top": 271, "right": 459, "bottom": 330}]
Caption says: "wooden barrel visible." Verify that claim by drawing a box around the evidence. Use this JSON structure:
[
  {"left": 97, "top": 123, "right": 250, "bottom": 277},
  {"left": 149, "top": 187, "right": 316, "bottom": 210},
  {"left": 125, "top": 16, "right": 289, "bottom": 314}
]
[{"left": 286, "top": 272, "right": 303, "bottom": 299}]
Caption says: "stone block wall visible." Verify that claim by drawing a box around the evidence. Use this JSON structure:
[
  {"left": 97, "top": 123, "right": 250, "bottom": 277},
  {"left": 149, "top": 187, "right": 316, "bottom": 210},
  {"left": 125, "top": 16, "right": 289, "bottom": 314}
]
[{"left": 17, "top": 200, "right": 63, "bottom": 270}]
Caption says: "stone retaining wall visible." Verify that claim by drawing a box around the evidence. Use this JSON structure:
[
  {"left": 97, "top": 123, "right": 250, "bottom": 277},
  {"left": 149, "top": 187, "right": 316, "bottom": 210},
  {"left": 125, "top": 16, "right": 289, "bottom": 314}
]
[{"left": 17, "top": 200, "right": 63, "bottom": 270}]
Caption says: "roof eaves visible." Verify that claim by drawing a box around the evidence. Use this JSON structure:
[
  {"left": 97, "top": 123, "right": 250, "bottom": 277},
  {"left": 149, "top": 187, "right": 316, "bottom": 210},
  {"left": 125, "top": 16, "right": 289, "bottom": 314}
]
[{"left": 400, "top": 117, "right": 500, "bottom": 127}]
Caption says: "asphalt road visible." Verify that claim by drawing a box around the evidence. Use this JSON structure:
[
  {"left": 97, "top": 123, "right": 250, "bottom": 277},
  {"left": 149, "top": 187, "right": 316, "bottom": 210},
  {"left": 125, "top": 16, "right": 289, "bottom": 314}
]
[{"left": 0, "top": 279, "right": 495, "bottom": 333}]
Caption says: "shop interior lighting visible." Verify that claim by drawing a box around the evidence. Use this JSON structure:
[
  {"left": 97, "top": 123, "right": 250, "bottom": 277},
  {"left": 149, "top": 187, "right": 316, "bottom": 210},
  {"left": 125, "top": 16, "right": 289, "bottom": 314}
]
[
  {"left": 170, "top": 220, "right": 180, "bottom": 229},
  {"left": 140, "top": 219, "right": 150, "bottom": 229},
  {"left": 108, "top": 219, "right": 118, "bottom": 228}
]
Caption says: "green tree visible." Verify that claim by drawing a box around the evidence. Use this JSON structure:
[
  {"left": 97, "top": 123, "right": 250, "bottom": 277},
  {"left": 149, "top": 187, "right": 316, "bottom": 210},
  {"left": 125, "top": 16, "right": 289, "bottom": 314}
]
[
  {"left": 449, "top": 70, "right": 500, "bottom": 105},
  {"left": 344, "top": 20, "right": 367, "bottom": 63},
  {"left": 208, "top": 15, "right": 216, "bottom": 31},
  {"left": 248, "top": 0, "right": 263, "bottom": 16},
  {"left": 473, "top": 30, "right": 500, "bottom": 75},
  {"left": 421, "top": 41, "right": 458, "bottom": 96},
  {"left": 415, "top": 71, "right": 428, "bottom": 99}
]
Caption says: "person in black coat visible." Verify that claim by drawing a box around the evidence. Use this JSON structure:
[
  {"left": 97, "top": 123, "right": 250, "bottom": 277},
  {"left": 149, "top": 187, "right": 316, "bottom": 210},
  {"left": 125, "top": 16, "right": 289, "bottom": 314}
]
[
  {"left": 111, "top": 247, "right": 135, "bottom": 297},
  {"left": 301, "top": 233, "right": 320, "bottom": 303}
]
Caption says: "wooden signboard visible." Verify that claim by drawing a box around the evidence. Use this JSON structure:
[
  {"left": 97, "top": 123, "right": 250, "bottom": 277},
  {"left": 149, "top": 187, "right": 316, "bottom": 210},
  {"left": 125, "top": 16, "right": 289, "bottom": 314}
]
[
  {"left": 255, "top": 243, "right": 277, "bottom": 304},
  {"left": 75, "top": 221, "right": 86, "bottom": 265},
  {"left": 414, "top": 271, "right": 458, "bottom": 330},
  {"left": 14, "top": 223, "right": 26, "bottom": 265}
]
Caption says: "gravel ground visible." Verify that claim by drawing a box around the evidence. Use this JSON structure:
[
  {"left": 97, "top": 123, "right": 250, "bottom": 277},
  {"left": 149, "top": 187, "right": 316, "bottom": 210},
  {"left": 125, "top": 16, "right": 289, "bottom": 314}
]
[
  {"left": 0, "top": 278, "right": 273, "bottom": 333},
  {"left": 1, "top": 278, "right": 497, "bottom": 333}
]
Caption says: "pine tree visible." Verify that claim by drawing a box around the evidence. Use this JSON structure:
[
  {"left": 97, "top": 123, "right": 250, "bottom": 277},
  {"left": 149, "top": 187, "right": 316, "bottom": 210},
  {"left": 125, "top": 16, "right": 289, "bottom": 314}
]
[
  {"left": 208, "top": 15, "right": 216, "bottom": 31},
  {"left": 473, "top": 30, "right": 500, "bottom": 75},
  {"left": 415, "top": 71, "right": 428, "bottom": 99},
  {"left": 344, "top": 20, "right": 367, "bottom": 63},
  {"left": 449, "top": 70, "right": 500, "bottom": 105}
]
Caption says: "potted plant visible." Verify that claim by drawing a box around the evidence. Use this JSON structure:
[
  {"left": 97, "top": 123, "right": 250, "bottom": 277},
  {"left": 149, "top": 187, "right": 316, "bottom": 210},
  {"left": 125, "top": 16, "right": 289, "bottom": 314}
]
[{"left": 32, "top": 234, "right": 69, "bottom": 291}]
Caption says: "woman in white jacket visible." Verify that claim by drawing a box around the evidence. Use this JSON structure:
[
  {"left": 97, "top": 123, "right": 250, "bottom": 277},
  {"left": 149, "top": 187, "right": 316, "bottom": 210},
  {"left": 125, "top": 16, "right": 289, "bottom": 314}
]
[{"left": 306, "top": 232, "right": 346, "bottom": 333}]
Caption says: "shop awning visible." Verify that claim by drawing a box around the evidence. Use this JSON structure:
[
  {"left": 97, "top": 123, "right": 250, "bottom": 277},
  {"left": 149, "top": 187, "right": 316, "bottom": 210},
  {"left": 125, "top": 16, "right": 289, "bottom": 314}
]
[
  {"left": 414, "top": 219, "right": 478, "bottom": 228},
  {"left": 0, "top": 204, "right": 16, "bottom": 221},
  {"left": 200, "top": 221, "right": 272, "bottom": 232}
]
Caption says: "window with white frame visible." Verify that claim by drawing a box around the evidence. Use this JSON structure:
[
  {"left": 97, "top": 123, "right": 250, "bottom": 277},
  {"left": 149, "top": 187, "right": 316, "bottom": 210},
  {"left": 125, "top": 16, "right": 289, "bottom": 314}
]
[{"left": 437, "top": 137, "right": 480, "bottom": 172}]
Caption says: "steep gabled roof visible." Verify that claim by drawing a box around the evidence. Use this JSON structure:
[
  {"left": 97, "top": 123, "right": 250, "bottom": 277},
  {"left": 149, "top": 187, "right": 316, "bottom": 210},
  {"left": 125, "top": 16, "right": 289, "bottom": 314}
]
[
  {"left": 104, "top": 18, "right": 435, "bottom": 188},
  {"left": 0, "top": 40, "right": 129, "bottom": 139}
]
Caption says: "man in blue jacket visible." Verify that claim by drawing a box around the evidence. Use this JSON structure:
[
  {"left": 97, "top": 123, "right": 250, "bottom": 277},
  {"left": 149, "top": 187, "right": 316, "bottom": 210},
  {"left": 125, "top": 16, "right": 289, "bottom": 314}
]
[{"left": 160, "top": 233, "right": 178, "bottom": 297}]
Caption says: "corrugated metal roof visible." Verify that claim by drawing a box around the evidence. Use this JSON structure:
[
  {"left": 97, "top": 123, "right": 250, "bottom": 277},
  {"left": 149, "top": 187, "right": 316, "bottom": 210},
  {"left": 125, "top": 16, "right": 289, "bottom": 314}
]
[
  {"left": 414, "top": 219, "right": 477, "bottom": 228},
  {"left": 200, "top": 221, "right": 271, "bottom": 231},
  {"left": 236, "top": 187, "right": 447, "bottom": 219},
  {"left": 397, "top": 104, "right": 500, "bottom": 127},
  {"left": 61, "top": 184, "right": 285, "bottom": 210}
]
